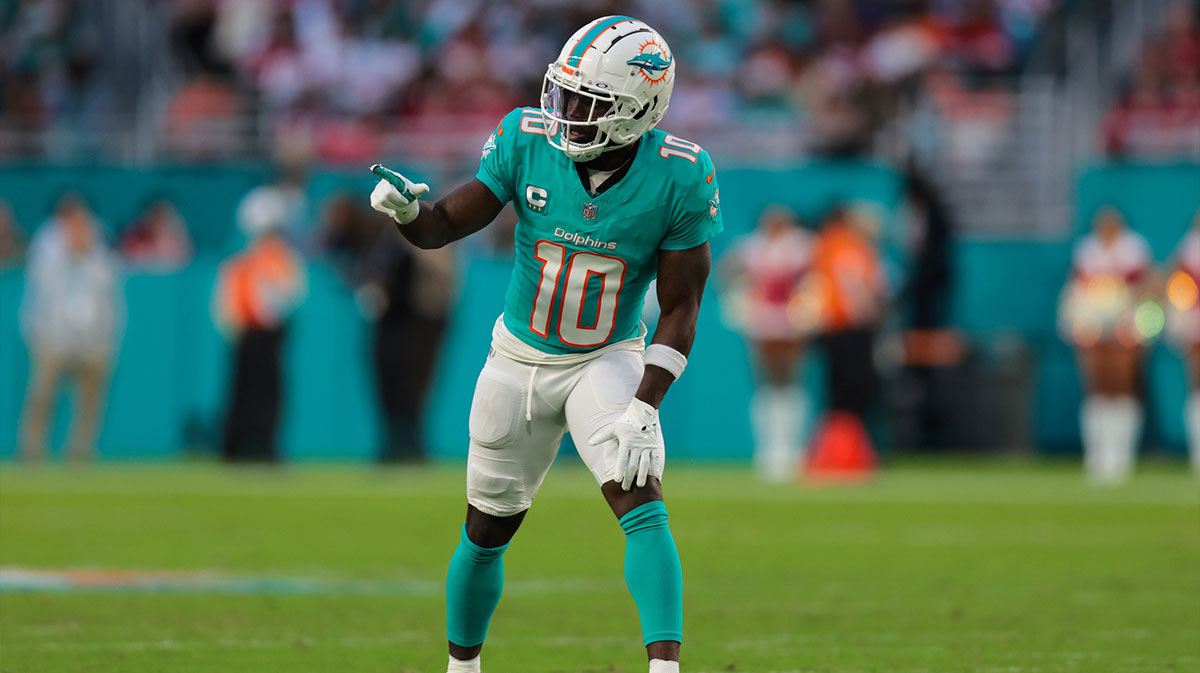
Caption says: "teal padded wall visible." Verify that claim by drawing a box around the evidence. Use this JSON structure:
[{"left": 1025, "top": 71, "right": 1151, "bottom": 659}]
[{"left": 1, "top": 162, "right": 1196, "bottom": 458}]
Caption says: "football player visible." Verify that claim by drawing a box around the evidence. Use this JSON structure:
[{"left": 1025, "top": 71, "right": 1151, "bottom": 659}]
[{"left": 369, "top": 17, "right": 721, "bottom": 673}]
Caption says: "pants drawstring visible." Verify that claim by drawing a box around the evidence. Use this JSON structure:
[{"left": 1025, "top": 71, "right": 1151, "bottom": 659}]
[{"left": 525, "top": 365, "right": 538, "bottom": 422}]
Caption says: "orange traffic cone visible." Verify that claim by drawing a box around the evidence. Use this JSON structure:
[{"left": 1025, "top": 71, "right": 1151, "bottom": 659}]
[{"left": 804, "top": 411, "right": 877, "bottom": 482}]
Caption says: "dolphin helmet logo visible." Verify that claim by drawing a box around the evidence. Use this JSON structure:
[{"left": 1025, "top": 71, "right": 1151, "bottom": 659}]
[{"left": 626, "top": 40, "right": 672, "bottom": 84}]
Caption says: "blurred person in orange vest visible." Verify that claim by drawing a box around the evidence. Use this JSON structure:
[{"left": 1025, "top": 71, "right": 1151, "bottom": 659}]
[
  {"left": 1164, "top": 209, "right": 1200, "bottom": 472},
  {"left": 213, "top": 185, "right": 306, "bottom": 462},
  {"left": 1058, "top": 207, "right": 1156, "bottom": 484},
  {"left": 720, "top": 206, "right": 819, "bottom": 481},
  {"left": 806, "top": 203, "right": 887, "bottom": 479},
  {"left": 19, "top": 193, "right": 122, "bottom": 461}
]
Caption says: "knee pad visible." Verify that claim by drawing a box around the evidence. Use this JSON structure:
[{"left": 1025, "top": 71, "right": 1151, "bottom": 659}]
[{"left": 467, "top": 456, "right": 528, "bottom": 517}]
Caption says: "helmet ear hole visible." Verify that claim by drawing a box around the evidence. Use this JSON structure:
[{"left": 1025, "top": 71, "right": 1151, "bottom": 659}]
[{"left": 633, "top": 98, "right": 655, "bottom": 121}]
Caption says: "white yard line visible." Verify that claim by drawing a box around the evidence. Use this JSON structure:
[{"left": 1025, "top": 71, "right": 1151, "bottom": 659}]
[{"left": 0, "top": 566, "right": 619, "bottom": 597}]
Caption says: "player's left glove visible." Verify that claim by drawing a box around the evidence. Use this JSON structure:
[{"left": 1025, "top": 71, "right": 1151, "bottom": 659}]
[
  {"left": 591, "top": 397, "right": 665, "bottom": 491},
  {"left": 369, "top": 164, "right": 429, "bottom": 225}
]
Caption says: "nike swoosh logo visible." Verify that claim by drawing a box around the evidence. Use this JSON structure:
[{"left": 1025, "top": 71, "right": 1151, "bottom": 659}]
[{"left": 706, "top": 168, "right": 715, "bottom": 184}]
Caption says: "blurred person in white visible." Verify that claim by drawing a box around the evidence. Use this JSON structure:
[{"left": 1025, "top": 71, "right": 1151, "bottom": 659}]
[
  {"left": 213, "top": 185, "right": 305, "bottom": 462},
  {"left": 118, "top": 199, "right": 193, "bottom": 270},
  {"left": 1164, "top": 210, "right": 1200, "bottom": 472},
  {"left": 1059, "top": 207, "right": 1155, "bottom": 484},
  {"left": 18, "top": 193, "right": 122, "bottom": 461},
  {"left": 720, "top": 206, "right": 818, "bottom": 481}
]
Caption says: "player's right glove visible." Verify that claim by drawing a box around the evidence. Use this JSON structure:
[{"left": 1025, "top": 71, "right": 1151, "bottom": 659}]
[{"left": 369, "top": 164, "right": 429, "bottom": 225}]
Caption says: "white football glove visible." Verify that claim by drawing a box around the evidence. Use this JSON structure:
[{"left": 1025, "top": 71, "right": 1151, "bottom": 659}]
[
  {"left": 369, "top": 164, "right": 429, "bottom": 225},
  {"left": 591, "top": 397, "right": 665, "bottom": 491}
]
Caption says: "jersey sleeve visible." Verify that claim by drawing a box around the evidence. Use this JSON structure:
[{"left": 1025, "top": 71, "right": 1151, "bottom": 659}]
[
  {"left": 662, "top": 150, "right": 724, "bottom": 251},
  {"left": 474, "top": 108, "right": 524, "bottom": 205}
]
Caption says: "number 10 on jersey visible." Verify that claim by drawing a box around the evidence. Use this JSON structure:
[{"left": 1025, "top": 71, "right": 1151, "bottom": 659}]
[{"left": 531, "top": 240, "right": 627, "bottom": 348}]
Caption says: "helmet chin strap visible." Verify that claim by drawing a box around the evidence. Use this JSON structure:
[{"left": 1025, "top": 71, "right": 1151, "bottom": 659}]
[
  {"left": 576, "top": 137, "right": 639, "bottom": 169},
  {"left": 564, "top": 128, "right": 612, "bottom": 162}
]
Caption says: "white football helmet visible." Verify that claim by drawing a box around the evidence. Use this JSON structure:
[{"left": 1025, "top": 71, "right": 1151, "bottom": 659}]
[{"left": 541, "top": 16, "right": 676, "bottom": 162}]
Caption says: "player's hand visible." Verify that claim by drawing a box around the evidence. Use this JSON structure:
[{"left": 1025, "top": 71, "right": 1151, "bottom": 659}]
[
  {"left": 369, "top": 164, "right": 429, "bottom": 225},
  {"left": 591, "top": 397, "right": 665, "bottom": 491}
]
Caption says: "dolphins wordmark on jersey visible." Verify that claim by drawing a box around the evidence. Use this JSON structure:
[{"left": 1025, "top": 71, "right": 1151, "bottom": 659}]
[{"left": 476, "top": 107, "right": 722, "bottom": 355}]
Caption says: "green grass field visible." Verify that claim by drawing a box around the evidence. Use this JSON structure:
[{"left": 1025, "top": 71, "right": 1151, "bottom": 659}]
[{"left": 0, "top": 460, "right": 1197, "bottom": 673}]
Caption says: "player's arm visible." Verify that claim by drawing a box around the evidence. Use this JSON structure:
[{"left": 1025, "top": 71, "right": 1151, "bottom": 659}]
[
  {"left": 370, "top": 165, "right": 504, "bottom": 250},
  {"left": 592, "top": 242, "right": 711, "bottom": 491},
  {"left": 636, "top": 242, "right": 711, "bottom": 408}
]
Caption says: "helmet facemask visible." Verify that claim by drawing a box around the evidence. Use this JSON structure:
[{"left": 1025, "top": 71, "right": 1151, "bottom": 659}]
[{"left": 541, "top": 64, "right": 649, "bottom": 162}]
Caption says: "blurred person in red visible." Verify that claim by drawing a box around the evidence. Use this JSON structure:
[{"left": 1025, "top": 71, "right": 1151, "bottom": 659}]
[
  {"left": 1164, "top": 209, "right": 1200, "bottom": 472},
  {"left": 806, "top": 204, "right": 887, "bottom": 479},
  {"left": 213, "top": 186, "right": 306, "bottom": 462},
  {"left": 720, "top": 206, "right": 818, "bottom": 481},
  {"left": 118, "top": 198, "right": 193, "bottom": 270},
  {"left": 319, "top": 194, "right": 455, "bottom": 463},
  {"left": 18, "top": 193, "right": 122, "bottom": 461},
  {"left": 0, "top": 200, "right": 25, "bottom": 267},
  {"left": 1058, "top": 207, "right": 1155, "bottom": 484}
]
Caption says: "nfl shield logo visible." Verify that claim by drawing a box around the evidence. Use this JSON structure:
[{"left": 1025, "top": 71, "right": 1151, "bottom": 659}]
[{"left": 582, "top": 203, "right": 598, "bottom": 220}]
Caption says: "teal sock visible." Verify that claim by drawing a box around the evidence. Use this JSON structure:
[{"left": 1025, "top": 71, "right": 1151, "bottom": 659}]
[
  {"left": 619, "top": 501, "right": 683, "bottom": 646},
  {"left": 445, "top": 525, "right": 509, "bottom": 648}
]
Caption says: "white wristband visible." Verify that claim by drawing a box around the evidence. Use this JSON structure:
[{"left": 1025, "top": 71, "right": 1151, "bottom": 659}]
[{"left": 644, "top": 344, "right": 687, "bottom": 380}]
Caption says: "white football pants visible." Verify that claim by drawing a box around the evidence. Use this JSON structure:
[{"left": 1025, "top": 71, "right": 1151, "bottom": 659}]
[{"left": 465, "top": 348, "right": 648, "bottom": 516}]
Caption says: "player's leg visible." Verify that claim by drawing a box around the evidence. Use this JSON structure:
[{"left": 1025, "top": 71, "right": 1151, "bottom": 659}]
[
  {"left": 566, "top": 350, "right": 682, "bottom": 669},
  {"left": 446, "top": 504, "right": 526, "bottom": 666},
  {"left": 601, "top": 478, "right": 682, "bottom": 667},
  {"left": 447, "top": 353, "right": 567, "bottom": 670}
]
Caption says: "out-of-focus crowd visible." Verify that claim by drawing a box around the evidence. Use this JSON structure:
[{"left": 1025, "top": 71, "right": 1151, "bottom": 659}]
[
  {"left": 1103, "top": 1, "right": 1200, "bottom": 159},
  {"left": 2, "top": 0, "right": 1068, "bottom": 162}
]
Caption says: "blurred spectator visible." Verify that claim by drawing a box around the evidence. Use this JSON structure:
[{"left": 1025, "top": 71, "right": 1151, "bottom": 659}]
[
  {"left": 18, "top": 193, "right": 122, "bottom": 461},
  {"left": 118, "top": 199, "right": 193, "bottom": 269},
  {"left": 170, "top": 0, "right": 230, "bottom": 77},
  {"left": 892, "top": 167, "right": 965, "bottom": 452},
  {"left": 0, "top": 200, "right": 25, "bottom": 267},
  {"left": 902, "top": 168, "right": 955, "bottom": 331},
  {"left": 249, "top": 6, "right": 311, "bottom": 110},
  {"left": 1058, "top": 207, "right": 1155, "bottom": 484},
  {"left": 1103, "top": 1, "right": 1200, "bottom": 159},
  {"left": 319, "top": 193, "right": 455, "bottom": 463},
  {"left": 164, "top": 72, "right": 242, "bottom": 159},
  {"left": 0, "top": 0, "right": 109, "bottom": 159},
  {"left": 806, "top": 204, "right": 887, "bottom": 478},
  {"left": 720, "top": 206, "right": 818, "bottom": 481},
  {"left": 213, "top": 185, "right": 306, "bottom": 462},
  {"left": 1164, "top": 210, "right": 1200, "bottom": 472}
]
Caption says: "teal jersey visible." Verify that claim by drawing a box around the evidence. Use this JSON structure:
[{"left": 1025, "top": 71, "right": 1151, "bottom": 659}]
[{"left": 475, "top": 107, "right": 723, "bottom": 355}]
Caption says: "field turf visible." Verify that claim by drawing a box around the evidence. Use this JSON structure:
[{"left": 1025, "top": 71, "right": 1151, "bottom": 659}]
[{"left": 0, "top": 460, "right": 1197, "bottom": 673}]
